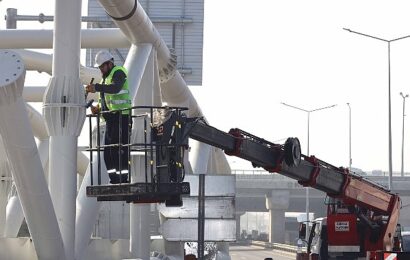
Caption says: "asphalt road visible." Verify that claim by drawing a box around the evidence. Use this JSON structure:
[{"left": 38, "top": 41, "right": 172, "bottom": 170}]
[{"left": 230, "top": 245, "right": 296, "bottom": 260}]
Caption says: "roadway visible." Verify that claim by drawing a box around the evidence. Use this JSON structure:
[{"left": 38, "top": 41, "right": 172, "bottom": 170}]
[{"left": 230, "top": 245, "right": 296, "bottom": 260}]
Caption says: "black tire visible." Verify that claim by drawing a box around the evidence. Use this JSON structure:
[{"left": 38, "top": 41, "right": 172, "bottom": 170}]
[{"left": 284, "top": 138, "right": 301, "bottom": 167}]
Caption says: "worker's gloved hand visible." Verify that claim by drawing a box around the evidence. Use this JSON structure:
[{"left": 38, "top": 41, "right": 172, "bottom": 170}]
[
  {"left": 85, "top": 84, "right": 96, "bottom": 93},
  {"left": 90, "top": 105, "right": 100, "bottom": 115}
]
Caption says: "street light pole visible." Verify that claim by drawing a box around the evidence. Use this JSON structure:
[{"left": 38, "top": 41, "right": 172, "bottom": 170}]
[
  {"left": 344, "top": 28, "right": 410, "bottom": 189},
  {"left": 347, "top": 103, "right": 352, "bottom": 171},
  {"left": 281, "top": 102, "right": 337, "bottom": 239},
  {"left": 400, "top": 92, "right": 409, "bottom": 177},
  {"left": 307, "top": 112, "right": 310, "bottom": 156}
]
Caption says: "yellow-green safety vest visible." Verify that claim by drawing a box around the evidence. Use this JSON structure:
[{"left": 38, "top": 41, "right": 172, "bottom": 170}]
[{"left": 99, "top": 66, "right": 131, "bottom": 114}]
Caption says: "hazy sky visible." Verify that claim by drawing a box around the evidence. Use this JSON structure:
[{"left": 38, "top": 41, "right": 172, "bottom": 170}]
[
  {"left": 1, "top": 1, "right": 410, "bottom": 173},
  {"left": 196, "top": 0, "right": 410, "bottom": 173}
]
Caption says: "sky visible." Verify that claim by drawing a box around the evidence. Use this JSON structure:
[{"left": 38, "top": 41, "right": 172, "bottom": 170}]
[{"left": 1, "top": 0, "right": 410, "bottom": 173}]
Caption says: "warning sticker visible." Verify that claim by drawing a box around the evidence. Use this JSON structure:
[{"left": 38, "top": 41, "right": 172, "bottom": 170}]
[{"left": 335, "top": 221, "right": 350, "bottom": 232}]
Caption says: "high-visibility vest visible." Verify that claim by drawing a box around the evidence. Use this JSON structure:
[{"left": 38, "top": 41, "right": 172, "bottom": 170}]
[{"left": 99, "top": 66, "right": 131, "bottom": 114}]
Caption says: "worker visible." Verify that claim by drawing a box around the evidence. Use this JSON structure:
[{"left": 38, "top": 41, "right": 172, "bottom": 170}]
[{"left": 85, "top": 50, "right": 132, "bottom": 184}]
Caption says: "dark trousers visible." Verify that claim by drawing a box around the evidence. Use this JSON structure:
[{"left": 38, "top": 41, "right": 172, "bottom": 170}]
[{"left": 104, "top": 113, "right": 131, "bottom": 172}]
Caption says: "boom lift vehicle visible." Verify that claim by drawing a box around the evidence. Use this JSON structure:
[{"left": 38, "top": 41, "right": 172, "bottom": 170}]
[{"left": 87, "top": 107, "right": 409, "bottom": 260}]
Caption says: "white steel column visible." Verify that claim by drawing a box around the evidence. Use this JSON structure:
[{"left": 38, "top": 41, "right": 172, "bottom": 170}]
[
  {"left": 43, "top": 0, "right": 85, "bottom": 259},
  {"left": 126, "top": 44, "right": 160, "bottom": 260},
  {"left": 0, "top": 50, "right": 65, "bottom": 259},
  {"left": 48, "top": 137, "right": 78, "bottom": 259},
  {"left": 75, "top": 150, "right": 109, "bottom": 260}
]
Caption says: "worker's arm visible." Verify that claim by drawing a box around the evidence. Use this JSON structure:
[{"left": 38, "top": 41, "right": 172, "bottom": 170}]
[{"left": 94, "top": 69, "right": 127, "bottom": 94}]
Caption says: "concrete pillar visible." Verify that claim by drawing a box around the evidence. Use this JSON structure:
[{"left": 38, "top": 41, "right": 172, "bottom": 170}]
[
  {"left": 265, "top": 190, "right": 289, "bottom": 244},
  {"left": 235, "top": 214, "right": 241, "bottom": 240},
  {"left": 269, "top": 209, "right": 286, "bottom": 243},
  {"left": 235, "top": 211, "right": 245, "bottom": 240}
]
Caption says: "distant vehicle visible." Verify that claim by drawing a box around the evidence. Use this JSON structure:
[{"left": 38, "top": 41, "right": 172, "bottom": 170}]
[
  {"left": 258, "top": 232, "right": 268, "bottom": 242},
  {"left": 251, "top": 230, "right": 258, "bottom": 240}
]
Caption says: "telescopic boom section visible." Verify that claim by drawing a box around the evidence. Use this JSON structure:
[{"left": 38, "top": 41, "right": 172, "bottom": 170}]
[
  {"left": 187, "top": 119, "right": 401, "bottom": 250},
  {"left": 187, "top": 120, "right": 399, "bottom": 215}
]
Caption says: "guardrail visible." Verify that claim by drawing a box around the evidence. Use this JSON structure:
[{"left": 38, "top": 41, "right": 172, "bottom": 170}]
[
  {"left": 251, "top": 240, "right": 298, "bottom": 253},
  {"left": 232, "top": 170, "right": 410, "bottom": 185}
]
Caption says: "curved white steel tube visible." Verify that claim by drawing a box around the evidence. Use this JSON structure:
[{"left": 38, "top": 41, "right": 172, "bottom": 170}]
[
  {"left": 26, "top": 103, "right": 48, "bottom": 140},
  {"left": 160, "top": 72, "right": 203, "bottom": 118},
  {"left": 4, "top": 195, "right": 23, "bottom": 238},
  {"left": 0, "top": 29, "right": 130, "bottom": 49},
  {"left": 13, "top": 49, "right": 52, "bottom": 74},
  {"left": 0, "top": 50, "right": 65, "bottom": 260},
  {"left": 23, "top": 86, "right": 46, "bottom": 102},
  {"left": 12, "top": 49, "right": 102, "bottom": 84},
  {"left": 98, "top": 0, "right": 175, "bottom": 81}
]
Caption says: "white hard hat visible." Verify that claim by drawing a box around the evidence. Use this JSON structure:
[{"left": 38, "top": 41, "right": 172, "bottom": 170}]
[{"left": 95, "top": 50, "right": 114, "bottom": 67}]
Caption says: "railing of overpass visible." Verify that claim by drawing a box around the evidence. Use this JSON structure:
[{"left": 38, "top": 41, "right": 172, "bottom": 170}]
[
  {"left": 232, "top": 169, "right": 294, "bottom": 181},
  {"left": 231, "top": 169, "right": 410, "bottom": 190},
  {"left": 232, "top": 169, "right": 271, "bottom": 175}
]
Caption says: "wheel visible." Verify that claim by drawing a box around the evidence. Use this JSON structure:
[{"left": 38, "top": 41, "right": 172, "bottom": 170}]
[{"left": 284, "top": 137, "right": 301, "bottom": 167}]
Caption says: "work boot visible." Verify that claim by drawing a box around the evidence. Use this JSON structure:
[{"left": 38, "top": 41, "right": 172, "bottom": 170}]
[
  {"left": 108, "top": 172, "right": 128, "bottom": 184},
  {"left": 109, "top": 172, "right": 120, "bottom": 184},
  {"left": 118, "top": 173, "right": 128, "bottom": 183}
]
